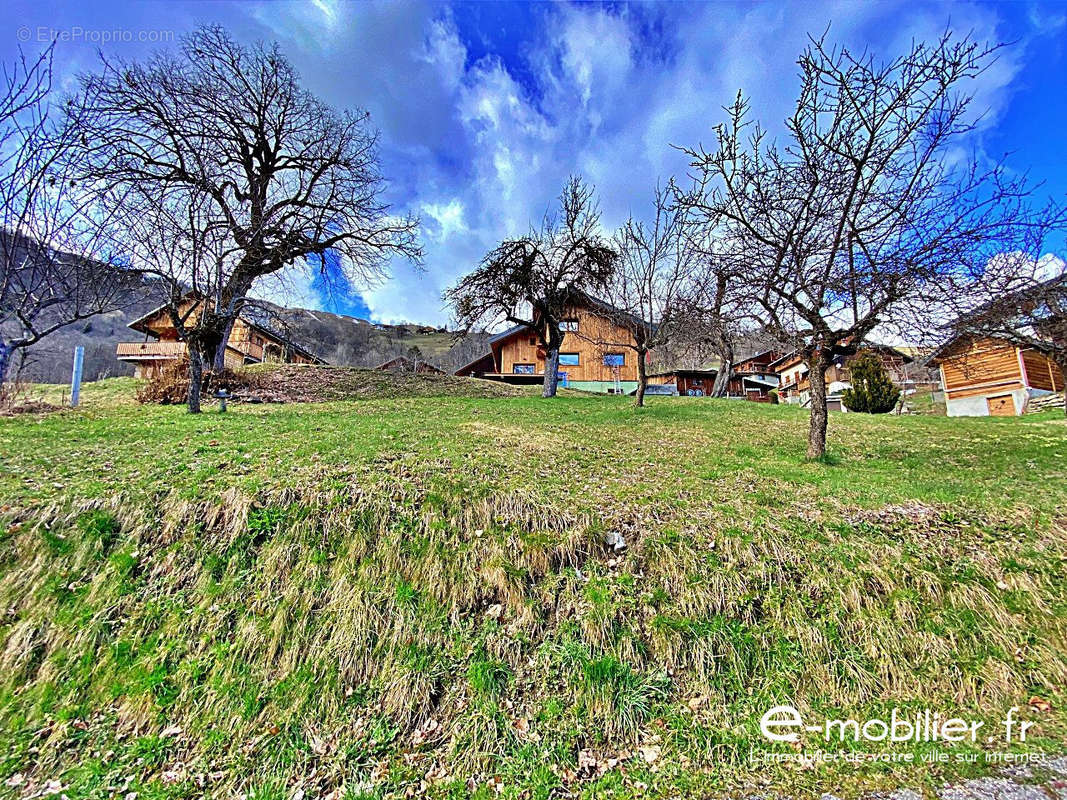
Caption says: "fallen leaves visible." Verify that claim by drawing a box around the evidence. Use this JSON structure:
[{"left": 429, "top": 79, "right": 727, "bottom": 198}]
[
  {"left": 1029, "top": 695, "right": 1052, "bottom": 713},
  {"left": 637, "top": 744, "right": 660, "bottom": 764},
  {"left": 410, "top": 717, "right": 441, "bottom": 747}
]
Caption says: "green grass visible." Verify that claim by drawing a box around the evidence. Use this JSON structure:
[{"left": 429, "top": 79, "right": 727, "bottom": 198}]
[{"left": 0, "top": 376, "right": 1064, "bottom": 799}]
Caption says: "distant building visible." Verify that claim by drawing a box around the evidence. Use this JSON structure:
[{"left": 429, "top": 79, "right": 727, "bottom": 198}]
[
  {"left": 650, "top": 351, "right": 782, "bottom": 400},
  {"left": 116, "top": 293, "right": 324, "bottom": 379},
  {"left": 927, "top": 335, "right": 1063, "bottom": 416},
  {"left": 454, "top": 296, "right": 647, "bottom": 394},
  {"left": 772, "top": 345, "right": 913, "bottom": 412}
]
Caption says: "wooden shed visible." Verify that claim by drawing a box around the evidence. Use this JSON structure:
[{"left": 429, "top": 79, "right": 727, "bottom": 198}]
[{"left": 927, "top": 335, "right": 1063, "bottom": 416}]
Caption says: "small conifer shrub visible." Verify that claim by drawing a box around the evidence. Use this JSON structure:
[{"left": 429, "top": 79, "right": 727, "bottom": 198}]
[{"left": 842, "top": 351, "right": 901, "bottom": 413}]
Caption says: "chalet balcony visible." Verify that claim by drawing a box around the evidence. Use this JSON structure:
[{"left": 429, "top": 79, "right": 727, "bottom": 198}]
[{"left": 116, "top": 341, "right": 188, "bottom": 360}]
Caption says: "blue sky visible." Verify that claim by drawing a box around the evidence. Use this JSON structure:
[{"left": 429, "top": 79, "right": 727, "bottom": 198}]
[{"left": 3, "top": 1, "right": 1065, "bottom": 325}]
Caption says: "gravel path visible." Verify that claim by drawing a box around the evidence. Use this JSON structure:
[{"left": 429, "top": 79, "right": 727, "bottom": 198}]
[{"left": 818, "top": 757, "right": 1067, "bottom": 800}]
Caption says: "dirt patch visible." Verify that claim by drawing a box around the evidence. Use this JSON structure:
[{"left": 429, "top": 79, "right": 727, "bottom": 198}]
[{"left": 0, "top": 399, "right": 63, "bottom": 416}]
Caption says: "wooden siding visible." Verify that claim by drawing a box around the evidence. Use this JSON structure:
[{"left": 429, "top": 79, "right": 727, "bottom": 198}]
[
  {"left": 945, "top": 380, "right": 1025, "bottom": 399},
  {"left": 938, "top": 337, "right": 1023, "bottom": 399},
  {"left": 495, "top": 306, "right": 641, "bottom": 382},
  {"left": 1021, "top": 348, "right": 1063, "bottom": 392},
  {"left": 116, "top": 341, "right": 187, "bottom": 360}
]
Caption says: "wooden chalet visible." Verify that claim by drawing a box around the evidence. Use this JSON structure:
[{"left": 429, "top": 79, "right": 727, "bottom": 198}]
[
  {"left": 454, "top": 298, "right": 645, "bottom": 393},
  {"left": 647, "top": 350, "right": 782, "bottom": 400},
  {"left": 772, "top": 345, "right": 913, "bottom": 412},
  {"left": 927, "top": 335, "right": 1063, "bottom": 416},
  {"left": 375, "top": 356, "right": 444, "bottom": 375},
  {"left": 116, "top": 294, "right": 324, "bottom": 379}
]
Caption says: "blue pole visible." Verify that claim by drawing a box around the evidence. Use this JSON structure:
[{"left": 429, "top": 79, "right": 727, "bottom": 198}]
[{"left": 70, "top": 346, "right": 84, "bottom": 407}]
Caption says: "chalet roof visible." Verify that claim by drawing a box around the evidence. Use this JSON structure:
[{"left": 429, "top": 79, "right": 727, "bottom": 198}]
[
  {"left": 237, "top": 304, "right": 325, "bottom": 364},
  {"left": 489, "top": 324, "right": 528, "bottom": 345},
  {"left": 735, "top": 348, "right": 781, "bottom": 364},
  {"left": 958, "top": 272, "right": 1067, "bottom": 323},
  {"left": 923, "top": 332, "right": 1056, "bottom": 367},
  {"left": 768, "top": 351, "right": 803, "bottom": 370},
  {"left": 927, "top": 275, "right": 1066, "bottom": 366},
  {"left": 454, "top": 351, "right": 496, "bottom": 376},
  {"left": 574, "top": 292, "right": 657, "bottom": 333},
  {"left": 742, "top": 375, "right": 779, "bottom": 388},
  {"left": 769, "top": 343, "right": 913, "bottom": 370},
  {"left": 486, "top": 294, "right": 652, "bottom": 347},
  {"left": 649, "top": 368, "right": 719, "bottom": 378}
]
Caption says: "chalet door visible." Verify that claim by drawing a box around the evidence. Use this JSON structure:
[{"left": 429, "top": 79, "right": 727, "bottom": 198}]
[{"left": 986, "top": 395, "right": 1015, "bottom": 417}]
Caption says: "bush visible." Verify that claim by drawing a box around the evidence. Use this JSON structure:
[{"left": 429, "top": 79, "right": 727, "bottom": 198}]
[
  {"left": 136, "top": 359, "right": 254, "bottom": 405},
  {"left": 842, "top": 351, "right": 900, "bottom": 413}
]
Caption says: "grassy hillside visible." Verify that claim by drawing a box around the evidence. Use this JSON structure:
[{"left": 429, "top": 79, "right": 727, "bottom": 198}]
[{"left": 0, "top": 379, "right": 1065, "bottom": 799}]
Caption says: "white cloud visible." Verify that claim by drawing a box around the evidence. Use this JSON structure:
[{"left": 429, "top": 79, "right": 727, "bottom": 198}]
[
  {"left": 208, "top": 2, "right": 1064, "bottom": 326},
  {"left": 422, "top": 199, "right": 469, "bottom": 240},
  {"left": 251, "top": 264, "right": 323, "bottom": 310}
]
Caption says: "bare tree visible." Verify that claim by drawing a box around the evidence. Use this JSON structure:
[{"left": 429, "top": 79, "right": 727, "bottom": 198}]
[
  {"left": 103, "top": 183, "right": 236, "bottom": 412},
  {"left": 445, "top": 177, "right": 616, "bottom": 398},
  {"left": 70, "top": 25, "right": 420, "bottom": 407},
  {"left": 683, "top": 32, "right": 1063, "bottom": 458},
  {"left": 597, "top": 184, "right": 694, "bottom": 406},
  {"left": 676, "top": 213, "right": 755, "bottom": 397},
  {"left": 0, "top": 46, "right": 136, "bottom": 396}
]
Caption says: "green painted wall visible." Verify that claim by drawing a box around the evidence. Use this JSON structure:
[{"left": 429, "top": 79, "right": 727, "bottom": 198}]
[{"left": 566, "top": 380, "right": 639, "bottom": 395}]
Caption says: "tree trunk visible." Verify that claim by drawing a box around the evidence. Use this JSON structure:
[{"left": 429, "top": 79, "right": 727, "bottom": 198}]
[
  {"left": 710, "top": 354, "right": 733, "bottom": 397},
  {"left": 212, "top": 315, "right": 238, "bottom": 372},
  {"left": 542, "top": 348, "right": 560, "bottom": 398},
  {"left": 805, "top": 349, "right": 831, "bottom": 460},
  {"left": 635, "top": 349, "right": 648, "bottom": 407},
  {"left": 709, "top": 335, "right": 734, "bottom": 397},
  {"left": 187, "top": 346, "right": 204, "bottom": 414}
]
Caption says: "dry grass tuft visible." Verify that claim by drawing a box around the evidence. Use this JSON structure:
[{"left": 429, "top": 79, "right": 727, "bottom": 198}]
[{"left": 0, "top": 478, "right": 1063, "bottom": 798}]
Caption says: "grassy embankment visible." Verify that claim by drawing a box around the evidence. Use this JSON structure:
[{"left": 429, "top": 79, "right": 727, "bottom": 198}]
[{"left": 0, "top": 370, "right": 1065, "bottom": 799}]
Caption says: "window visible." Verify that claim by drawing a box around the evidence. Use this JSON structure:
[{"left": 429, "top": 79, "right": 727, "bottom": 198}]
[
  {"left": 528, "top": 337, "right": 536, "bottom": 346},
  {"left": 560, "top": 319, "right": 580, "bottom": 332},
  {"left": 691, "top": 378, "right": 703, "bottom": 387},
  {"left": 559, "top": 353, "right": 580, "bottom": 366},
  {"left": 513, "top": 363, "right": 535, "bottom": 374},
  {"left": 603, "top": 353, "right": 625, "bottom": 367}
]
